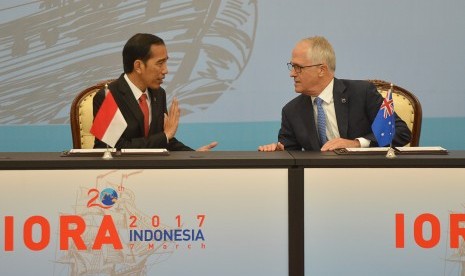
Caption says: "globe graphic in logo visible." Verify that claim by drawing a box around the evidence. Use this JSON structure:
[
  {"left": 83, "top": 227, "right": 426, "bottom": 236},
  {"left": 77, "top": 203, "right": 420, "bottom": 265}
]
[{"left": 100, "top": 188, "right": 118, "bottom": 207}]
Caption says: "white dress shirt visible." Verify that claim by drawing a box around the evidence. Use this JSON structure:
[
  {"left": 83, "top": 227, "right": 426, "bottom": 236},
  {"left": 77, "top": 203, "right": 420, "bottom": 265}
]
[
  {"left": 124, "top": 74, "right": 152, "bottom": 124},
  {"left": 312, "top": 79, "right": 370, "bottom": 148}
]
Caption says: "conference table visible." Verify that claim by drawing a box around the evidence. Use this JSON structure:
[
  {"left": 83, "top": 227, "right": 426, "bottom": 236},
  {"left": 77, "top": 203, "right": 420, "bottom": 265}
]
[{"left": 1, "top": 151, "right": 465, "bottom": 276}]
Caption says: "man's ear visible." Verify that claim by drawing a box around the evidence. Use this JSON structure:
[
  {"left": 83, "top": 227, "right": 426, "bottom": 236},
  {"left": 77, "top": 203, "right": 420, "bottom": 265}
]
[
  {"left": 318, "top": 64, "right": 327, "bottom": 77},
  {"left": 133, "top": 60, "right": 143, "bottom": 74}
]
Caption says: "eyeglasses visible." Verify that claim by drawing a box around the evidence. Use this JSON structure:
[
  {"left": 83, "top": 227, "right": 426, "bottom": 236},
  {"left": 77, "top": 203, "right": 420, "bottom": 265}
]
[{"left": 287, "top": 62, "right": 322, "bottom": 73}]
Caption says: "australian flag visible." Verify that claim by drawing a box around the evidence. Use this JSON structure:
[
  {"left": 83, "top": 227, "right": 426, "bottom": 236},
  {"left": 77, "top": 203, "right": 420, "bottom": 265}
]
[{"left": 371, "top": 88, "right": 395, "bottom": 146}]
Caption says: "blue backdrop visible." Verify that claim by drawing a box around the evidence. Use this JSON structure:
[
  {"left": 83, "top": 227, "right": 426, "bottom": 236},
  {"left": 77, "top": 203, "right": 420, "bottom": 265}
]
[{"left": 1, "top": 0, "right": 464, "bottom": 151}]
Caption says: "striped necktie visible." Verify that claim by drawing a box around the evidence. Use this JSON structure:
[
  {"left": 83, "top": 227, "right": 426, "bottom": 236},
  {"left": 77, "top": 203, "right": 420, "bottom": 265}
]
[{"left": 315, "top": 97, "right": 328, "bottom": 146}]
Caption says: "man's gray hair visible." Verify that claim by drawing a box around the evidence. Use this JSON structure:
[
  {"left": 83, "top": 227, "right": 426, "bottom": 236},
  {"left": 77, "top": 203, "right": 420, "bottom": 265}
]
[{"left": 301, "top": 36, "right": 336, "bottom": 72}]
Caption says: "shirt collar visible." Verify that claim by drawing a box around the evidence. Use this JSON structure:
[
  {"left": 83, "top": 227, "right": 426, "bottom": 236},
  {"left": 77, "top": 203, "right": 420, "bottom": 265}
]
[
  {"left": 312, "top": 78, "right": 334, "bottom": 105},
  {"left": 124, "top": 73, "right": 148, "bottom": 100}
]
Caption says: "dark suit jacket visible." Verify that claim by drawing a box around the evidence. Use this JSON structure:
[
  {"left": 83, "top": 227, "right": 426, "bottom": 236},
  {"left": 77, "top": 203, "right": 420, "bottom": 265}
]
[
  {"left": 93, "top": 74, "right": 192, "bottom": 151},
  {"left": 279, "top": 78, "right": 411, "bottom": 151}
]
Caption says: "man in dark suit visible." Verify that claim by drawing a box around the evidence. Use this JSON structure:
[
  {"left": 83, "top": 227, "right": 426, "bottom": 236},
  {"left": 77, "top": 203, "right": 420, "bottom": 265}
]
[
  {"left": 93, "top": 33, "right": 217, "bottom": 151},
  {"left": 258, "top": 36, "right": 411, "bottom": 151}
]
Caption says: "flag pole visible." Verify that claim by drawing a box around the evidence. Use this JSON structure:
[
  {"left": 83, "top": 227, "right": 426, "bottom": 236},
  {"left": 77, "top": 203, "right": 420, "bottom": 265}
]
[
  {"left": 101, "top": 83, "right": 114, "bottom": 160},
  {"left": 386, "top": 83, "right": 397, "bottom": 158}
]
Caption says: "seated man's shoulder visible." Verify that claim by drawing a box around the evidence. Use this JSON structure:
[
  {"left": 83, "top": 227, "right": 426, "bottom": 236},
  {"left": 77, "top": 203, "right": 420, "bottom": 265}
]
[
  {"left": 338, "top": 79, "right": 378, "bottom": 98},
  {"left": 283, "top": 94, "right": 310, "bottom": 110},
  {"left": 339, "top": 78, "right": 372, "bottom": 89}
]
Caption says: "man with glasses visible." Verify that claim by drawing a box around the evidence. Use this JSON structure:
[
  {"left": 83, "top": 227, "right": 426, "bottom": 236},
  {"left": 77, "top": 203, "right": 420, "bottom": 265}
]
[{"left": 258, "top": 36, "right": 411, "bottom": 151}]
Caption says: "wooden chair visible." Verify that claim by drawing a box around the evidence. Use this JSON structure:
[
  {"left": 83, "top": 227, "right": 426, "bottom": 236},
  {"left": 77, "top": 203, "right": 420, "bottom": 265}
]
[
  {"left": 368, "top": 79, "right": 422, "bottom": 146},
  {"left": 70, "top": 80, "right": 114, "bottom": 149}
]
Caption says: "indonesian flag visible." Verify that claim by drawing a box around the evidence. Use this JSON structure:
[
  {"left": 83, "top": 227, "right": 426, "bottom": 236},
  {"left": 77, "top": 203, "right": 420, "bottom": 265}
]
[{"left": 90, "top": 87, "right": 127, "bottom": 148}]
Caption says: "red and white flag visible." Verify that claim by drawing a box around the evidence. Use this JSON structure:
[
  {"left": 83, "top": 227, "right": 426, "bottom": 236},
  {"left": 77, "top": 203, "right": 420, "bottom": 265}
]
[{"left": 90, "top": 86, "right": 127, "bottom": 148}]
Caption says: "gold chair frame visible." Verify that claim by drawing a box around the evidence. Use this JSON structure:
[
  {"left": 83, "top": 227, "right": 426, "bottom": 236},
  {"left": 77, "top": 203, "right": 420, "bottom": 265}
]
[{"left": 70, "top": 80, "right": 114, "bottom": 149}]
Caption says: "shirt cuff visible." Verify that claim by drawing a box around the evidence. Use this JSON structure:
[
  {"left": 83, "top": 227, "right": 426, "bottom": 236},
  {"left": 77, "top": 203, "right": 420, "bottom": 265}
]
[{"left": 356, "top": 137, "right": 370, "bottom": 148}]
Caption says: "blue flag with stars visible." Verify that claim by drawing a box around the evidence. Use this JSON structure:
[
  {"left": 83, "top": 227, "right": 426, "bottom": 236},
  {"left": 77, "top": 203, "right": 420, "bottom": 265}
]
[{"left": 371, "top": 88, "right": 395, "bottom": 146}]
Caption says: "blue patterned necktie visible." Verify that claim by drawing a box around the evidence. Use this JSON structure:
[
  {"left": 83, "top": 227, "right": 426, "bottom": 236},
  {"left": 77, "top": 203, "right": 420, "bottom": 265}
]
[{"left": 315, "top": 97, "right": 328, "bottom": 145}]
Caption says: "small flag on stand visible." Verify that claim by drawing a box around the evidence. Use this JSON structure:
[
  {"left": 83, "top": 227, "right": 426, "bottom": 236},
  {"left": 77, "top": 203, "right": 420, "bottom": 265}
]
[
  {"left": 90, "top": 84, "right": 127, "bottom": 148},
  {"left": 371, "top": 84, "right": 395, "bottom": 147}
]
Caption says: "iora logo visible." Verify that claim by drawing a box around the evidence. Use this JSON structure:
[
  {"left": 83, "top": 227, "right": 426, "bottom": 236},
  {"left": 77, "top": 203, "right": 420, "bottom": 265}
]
[
  {"left": 395, "top": 213, "right": 465, "bottom": 248},
  {"left": 3, "top": 186, "right": 206, "bottom": 252},
  {"left": 2, "top": 186, "right": 125, "bottom": 252},
  {"left": 3, "top": 215, "right": 122, "bottom": 251}
]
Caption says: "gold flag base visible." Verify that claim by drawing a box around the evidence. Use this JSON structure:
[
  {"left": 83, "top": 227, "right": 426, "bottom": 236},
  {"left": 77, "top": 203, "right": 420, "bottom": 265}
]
[
  {"left": 386, "top": 147, "right": 397, "bottom": 158},
  {"left": 102, "top": 148, "right": 113, "bottom": 160}
]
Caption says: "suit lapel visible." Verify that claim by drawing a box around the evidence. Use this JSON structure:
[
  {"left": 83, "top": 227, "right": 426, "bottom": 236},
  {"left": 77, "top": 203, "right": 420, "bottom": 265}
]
[
  {"left": 333, "top": 78, "right": 349, "bottom": 138},
  {"left": 148, "top": 89, "right": 162, "bottom": 133},
  {"left": 300, "top": 95, "right": 321, "bottom": 150},
  {"left": 118, "top": 75, "right": 145, "bottom": 134}
]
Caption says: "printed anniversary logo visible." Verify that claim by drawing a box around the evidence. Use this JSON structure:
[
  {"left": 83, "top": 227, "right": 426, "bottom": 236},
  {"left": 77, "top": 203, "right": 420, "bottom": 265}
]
[
  {"left": 2, "top": 170, "right": 207, "bottom": 275},
  {"left": 54, "top": 170, "right": 207, "bottom": 275}
]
